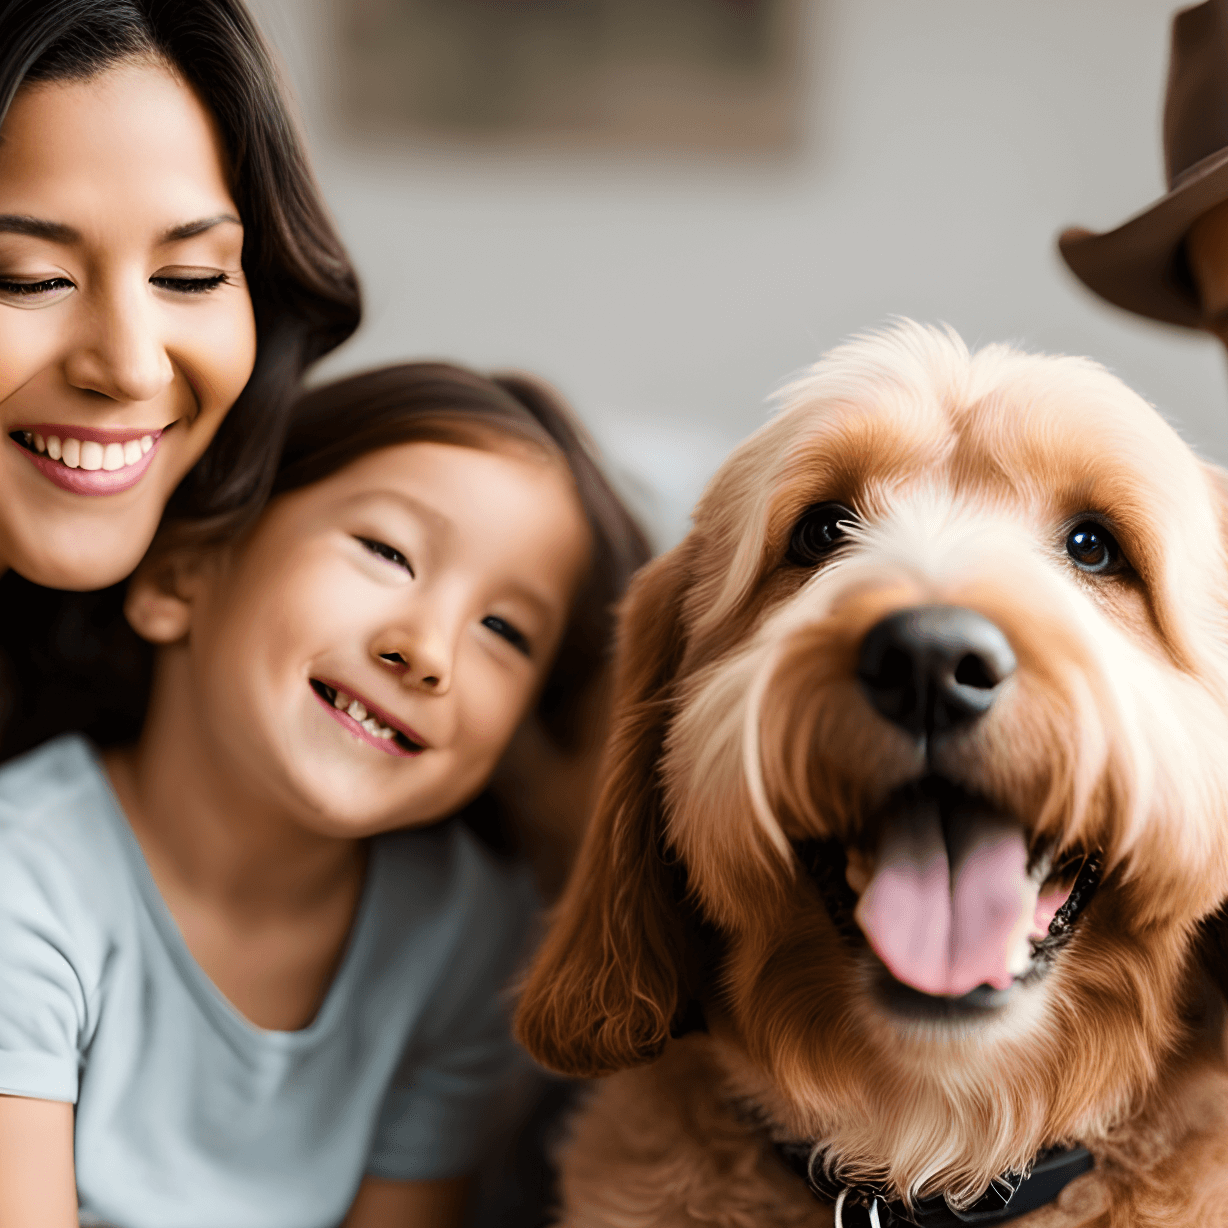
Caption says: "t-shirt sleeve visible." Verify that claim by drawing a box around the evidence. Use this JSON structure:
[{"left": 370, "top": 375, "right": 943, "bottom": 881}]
[
  {"left": 0, "top": 831, "right": 90, "bottom": 1103},
  {"left": 365, "top": 848, "right": 537, "bottom": 1182}
]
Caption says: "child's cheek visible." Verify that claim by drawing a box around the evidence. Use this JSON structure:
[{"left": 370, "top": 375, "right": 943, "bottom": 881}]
[{"left": 460, "top": 666, "right": 533, "bottom": 754}]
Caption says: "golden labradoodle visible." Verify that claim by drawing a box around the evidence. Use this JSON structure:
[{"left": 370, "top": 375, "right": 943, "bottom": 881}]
[{"left": 517, "top": 323, "right": 1228, "bottom": 1227}]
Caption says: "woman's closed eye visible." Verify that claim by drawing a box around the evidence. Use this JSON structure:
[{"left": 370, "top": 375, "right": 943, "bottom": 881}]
[
  {"left": 0, "top": 269, "right": 232, "bottom": 305},
  {"left": 0, "top": 276, "right": 75, "bottom": 306},
  {"left": 482, "top": 615, "right": 530, "bottom": 657},
  {"left": 357, "top": 536, "right": 414, "bottom": 576},
  {"left": 150, "top": 269, "right": 230, "bottom": 295}
]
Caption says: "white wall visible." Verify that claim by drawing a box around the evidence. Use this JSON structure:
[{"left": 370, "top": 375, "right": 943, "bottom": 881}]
[{"left": 248, "top": 0, "right": 1228, "bottom": 546}]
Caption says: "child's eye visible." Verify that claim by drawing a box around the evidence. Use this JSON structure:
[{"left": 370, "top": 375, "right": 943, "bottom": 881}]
[
  {"left": 482, "top": 615, "right": 531, "bottom": 657},
  {"left": 357, "top": 537, "right": 414, "bottom": 576}
]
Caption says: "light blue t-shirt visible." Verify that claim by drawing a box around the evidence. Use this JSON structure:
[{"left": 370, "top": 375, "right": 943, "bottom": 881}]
[{"left": 0, "top": 736, "right": 536, "bottom": 1228}]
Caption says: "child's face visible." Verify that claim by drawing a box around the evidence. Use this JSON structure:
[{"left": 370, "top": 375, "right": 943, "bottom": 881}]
[
  {"left": 172, "top": 441, "right": 592, "bottom": 834},
  {"left": 0, "top": 61, "right": 256, "bottom": 589}
]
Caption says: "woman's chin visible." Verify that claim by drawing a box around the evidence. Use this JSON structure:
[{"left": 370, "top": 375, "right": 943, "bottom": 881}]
[{"left": 4, "top": 522, "right": 156, "bottom": 591}]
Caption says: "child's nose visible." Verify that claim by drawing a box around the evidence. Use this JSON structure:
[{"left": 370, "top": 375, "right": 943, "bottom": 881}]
[{"left": 373, "top": 629, "right": 452, "bottom": 694}]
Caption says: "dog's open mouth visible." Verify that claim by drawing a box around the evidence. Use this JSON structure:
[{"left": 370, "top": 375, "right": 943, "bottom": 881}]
[{"left": 797, "top": 778, "right": 1101, "bottom": 1017}]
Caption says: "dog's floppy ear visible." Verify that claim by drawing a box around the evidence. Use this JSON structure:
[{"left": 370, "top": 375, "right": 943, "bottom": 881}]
[{"left": 515, "top": 544, "right": 693, "bottom": 1078}]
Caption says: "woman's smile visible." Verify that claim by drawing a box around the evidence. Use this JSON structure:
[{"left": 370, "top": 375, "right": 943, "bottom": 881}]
[{"left": 10, "top": 420, "right": 173, "bottom": 495}]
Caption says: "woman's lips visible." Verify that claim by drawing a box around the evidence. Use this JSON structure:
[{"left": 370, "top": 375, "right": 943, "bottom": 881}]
[
  {"left": 16, "top": 422, "right": 163, "bottom": 445},
  {"left": 310, "top": 679, "right": 426, "bottom": 759},
  {"left": 9, "top": 422, "right": 167, "bottom": 497}
]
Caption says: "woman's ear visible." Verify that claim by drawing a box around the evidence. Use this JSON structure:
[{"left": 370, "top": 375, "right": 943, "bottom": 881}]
[
  {"left": 123, "top": 546, "right": 213, "bottom": 646},
  {"left": 514, "top": 542, "right": 695, "bottom": 1078}
]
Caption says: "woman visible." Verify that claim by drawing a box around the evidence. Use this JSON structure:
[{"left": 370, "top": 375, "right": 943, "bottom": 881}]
[
  {"left": 0, "top": 0, "right": 360, "bottom": 588},
  {"left": 0, "top": 0, "right": 360, "bottom": 751}
]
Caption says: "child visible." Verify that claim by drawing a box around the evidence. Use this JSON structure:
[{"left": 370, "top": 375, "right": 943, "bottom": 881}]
[{"left": 0, "top": 363, "right": 649, "bottom": 1228}]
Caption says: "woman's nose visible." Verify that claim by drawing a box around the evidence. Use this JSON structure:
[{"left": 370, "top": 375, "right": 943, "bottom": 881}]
[{"left": 63, "top": 281, "right": 176, "bottom": 405}]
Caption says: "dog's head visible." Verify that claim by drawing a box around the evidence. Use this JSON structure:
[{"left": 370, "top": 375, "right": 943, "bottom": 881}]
[{"left": 516, "top": 323, "right": 1228, "bottom": 1204}]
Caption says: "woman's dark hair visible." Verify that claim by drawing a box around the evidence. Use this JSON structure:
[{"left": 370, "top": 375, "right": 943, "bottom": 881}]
[
  {"left": 0, "top": 0, "right": 362, "bottom": 526},
  {"left": 272, "top": 363, "right": 652, "bottom": 749}
]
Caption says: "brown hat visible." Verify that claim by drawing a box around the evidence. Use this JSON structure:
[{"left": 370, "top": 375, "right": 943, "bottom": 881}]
[{"left": 1059, "top": 0, "right": 1228, "bottom": 328}]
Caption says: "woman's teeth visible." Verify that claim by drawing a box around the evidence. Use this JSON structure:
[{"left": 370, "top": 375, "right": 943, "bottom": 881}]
[
  {"left": 21, "top": 430, "right": 153, "bottom": 471},
  {"left": 332, "top": 688, "right": 397, "bottom": 740}
]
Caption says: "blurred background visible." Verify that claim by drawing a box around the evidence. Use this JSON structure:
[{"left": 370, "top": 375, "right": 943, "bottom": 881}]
[{"left": 246, "top": 0, "right": 1227, "bottom": 549}]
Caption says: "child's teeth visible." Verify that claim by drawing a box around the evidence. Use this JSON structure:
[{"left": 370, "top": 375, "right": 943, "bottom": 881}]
[
  {"left": 62, "top": 437, "right": 80, "bottom": 468},
  {"left": 46, "top": 435, "right": 61, "bottom": 460},
  {"left": 360, "top": 715, "right": 397, "bottom": 739},
  {"left": 332, "top": 689, "right": 396, "bottom": 740}
]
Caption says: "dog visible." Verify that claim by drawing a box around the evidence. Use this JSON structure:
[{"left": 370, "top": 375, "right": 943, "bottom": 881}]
[{"left": 515, "top": 323, "right": 1228, "bottom": 1227}]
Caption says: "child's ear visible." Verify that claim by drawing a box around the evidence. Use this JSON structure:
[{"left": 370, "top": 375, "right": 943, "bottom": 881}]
[{"left": 123, "top": 546, "right": 213, "bottom": 645}]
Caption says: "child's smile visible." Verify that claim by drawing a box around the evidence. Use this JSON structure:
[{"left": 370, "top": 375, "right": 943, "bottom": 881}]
[{"left": 309, "top": 679, "right": 427, "bottom": 756}]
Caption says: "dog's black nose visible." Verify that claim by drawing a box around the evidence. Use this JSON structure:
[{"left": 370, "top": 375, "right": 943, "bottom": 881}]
[{"left": 857, "top": 605, "right": 1016, "bottom": 737}]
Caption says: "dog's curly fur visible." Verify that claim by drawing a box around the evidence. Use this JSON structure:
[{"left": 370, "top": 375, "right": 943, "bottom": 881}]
[{"left": 516, "top": 323, "right": 1228, "bottom": 1227}]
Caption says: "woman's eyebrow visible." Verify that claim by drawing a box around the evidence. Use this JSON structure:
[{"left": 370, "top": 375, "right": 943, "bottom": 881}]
[
  {"left": 161, "top": 214, "right": 242, "bottom": 243},
  {"left": 0, "top": 214, "right": 78, "bottom": 243},
  {"left": 0, "top": 213, "right": 242, "bottom": 245}
]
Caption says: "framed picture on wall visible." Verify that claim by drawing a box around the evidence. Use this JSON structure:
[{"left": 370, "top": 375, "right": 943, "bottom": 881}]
[{"left": 333, "top": 0, "right": 804, "bottom": 152}]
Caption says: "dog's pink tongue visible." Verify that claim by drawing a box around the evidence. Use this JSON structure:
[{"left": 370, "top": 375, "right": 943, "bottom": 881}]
[{"left": 853, "top": 801, "right": 1038, "bottom": 998}]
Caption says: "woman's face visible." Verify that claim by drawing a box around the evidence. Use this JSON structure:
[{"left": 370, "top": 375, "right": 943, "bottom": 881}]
[{"left": 0, "top": 59, "right": 257, "bottom": 589}]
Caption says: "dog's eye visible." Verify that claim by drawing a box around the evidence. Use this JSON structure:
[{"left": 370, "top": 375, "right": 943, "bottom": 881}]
[
  {"left": 1066, "top": 521, "right": 1120, "bottom": 573},
  {"left": 787, "top": 502, "right": 856, "bottom": 566}
]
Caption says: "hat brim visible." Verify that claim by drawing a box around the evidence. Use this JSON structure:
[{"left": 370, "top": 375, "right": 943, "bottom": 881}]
[{"left": 1059, "top": 148, "right": 1228, "bottom": 328}]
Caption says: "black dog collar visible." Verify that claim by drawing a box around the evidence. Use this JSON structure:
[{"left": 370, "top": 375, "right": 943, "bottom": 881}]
[{"left": 774, "top": 1141, "right": 1094, "bottom": 1226}]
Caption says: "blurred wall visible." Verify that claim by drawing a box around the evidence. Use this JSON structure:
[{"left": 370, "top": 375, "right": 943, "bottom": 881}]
[{"left": 249, "top": 0, "right": 1228, "bottom": 547}]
